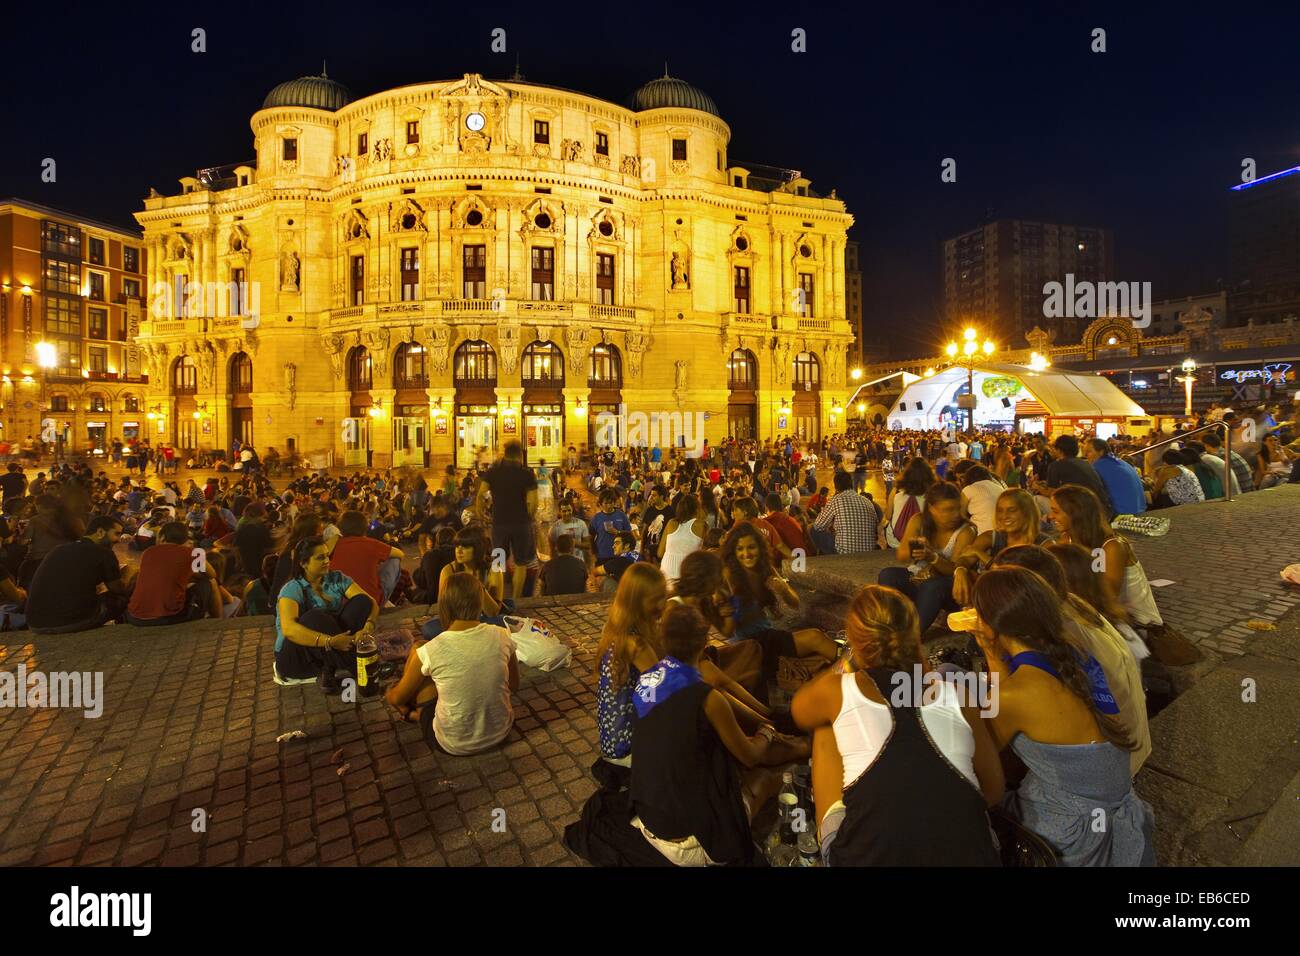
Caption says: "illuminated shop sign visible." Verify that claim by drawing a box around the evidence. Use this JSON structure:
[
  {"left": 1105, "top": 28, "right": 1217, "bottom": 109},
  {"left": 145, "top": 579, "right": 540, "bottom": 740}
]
[{"left": 1218, "top": 363, "right": 1294, "bottom": 385}]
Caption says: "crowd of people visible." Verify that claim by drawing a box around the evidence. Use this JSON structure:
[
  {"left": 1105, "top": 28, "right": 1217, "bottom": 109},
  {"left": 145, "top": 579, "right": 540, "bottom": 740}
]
[{"left": 2, "top": 394, "right": 1293, "bottom": 866}]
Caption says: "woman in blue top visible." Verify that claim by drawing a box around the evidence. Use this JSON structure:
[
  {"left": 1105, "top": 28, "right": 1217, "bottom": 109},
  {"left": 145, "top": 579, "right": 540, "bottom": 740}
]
[{"left": 275, "top": 536, "right": 379, "bottom": 693}]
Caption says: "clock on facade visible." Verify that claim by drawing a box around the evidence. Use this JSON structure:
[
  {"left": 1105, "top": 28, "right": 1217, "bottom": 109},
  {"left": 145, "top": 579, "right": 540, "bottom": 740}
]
[{"left": 466, "top": 112, "right": 485, "bottom": 131}]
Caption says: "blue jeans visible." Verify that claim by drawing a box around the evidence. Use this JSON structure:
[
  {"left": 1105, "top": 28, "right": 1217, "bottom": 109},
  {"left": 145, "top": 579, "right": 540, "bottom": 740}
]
[
  {"left": 877, "top": 565, "right": 957, "bottom": 633},
  {"left": 811, "top": 528, "right": 838, "bottom": 556},
  {"left": 378, "top": 555, "right": 402, "bottom": 602}
]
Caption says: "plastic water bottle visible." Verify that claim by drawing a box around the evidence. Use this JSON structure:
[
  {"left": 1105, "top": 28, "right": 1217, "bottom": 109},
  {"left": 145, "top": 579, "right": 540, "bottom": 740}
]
[{"left": 768, "top": 772, "right": 800, "bottom": 866}]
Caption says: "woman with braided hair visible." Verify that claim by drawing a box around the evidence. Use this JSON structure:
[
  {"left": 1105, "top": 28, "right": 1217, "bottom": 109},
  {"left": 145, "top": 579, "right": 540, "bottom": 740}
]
[
  {"left": 971, "top": 566, "right": 1155, "bottom": 865},
  {"left": 792, "top": 584, "right": 1003, "bottom": 866}
]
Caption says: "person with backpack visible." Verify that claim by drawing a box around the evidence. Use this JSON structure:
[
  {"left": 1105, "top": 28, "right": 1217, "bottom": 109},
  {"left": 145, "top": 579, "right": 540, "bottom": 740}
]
[{"left": 879, "top": 457, "right": 934, "bottom": 550}]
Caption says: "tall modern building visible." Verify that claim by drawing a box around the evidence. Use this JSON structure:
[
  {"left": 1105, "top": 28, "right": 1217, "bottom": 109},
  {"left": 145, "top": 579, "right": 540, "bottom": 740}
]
[
  {"left": 943, "top": 219, "right": 1113, "bottom": 347},
  {"left": 1228, "top": 165, "right": 1300, "bottom": 328},
  {"left": 133, "top": 71, "right": 855, "bottom": 467},
  {"left": 844, "top": 239, "right": 869, "bottom": 361},
  {"left": 0, "top": 199, "right": 148, "bottom": 452}
]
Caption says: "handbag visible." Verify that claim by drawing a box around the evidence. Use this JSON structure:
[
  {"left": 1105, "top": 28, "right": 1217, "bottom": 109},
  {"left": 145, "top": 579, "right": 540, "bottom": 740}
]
[{"left": 1140, "top": 622, "right": 1201, "bottom": 666}]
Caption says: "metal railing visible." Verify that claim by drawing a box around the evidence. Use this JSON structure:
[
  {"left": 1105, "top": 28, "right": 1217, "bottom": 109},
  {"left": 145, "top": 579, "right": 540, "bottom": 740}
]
[{"left": 1119, "top": 421, "right": 1233, "bottom": 502}]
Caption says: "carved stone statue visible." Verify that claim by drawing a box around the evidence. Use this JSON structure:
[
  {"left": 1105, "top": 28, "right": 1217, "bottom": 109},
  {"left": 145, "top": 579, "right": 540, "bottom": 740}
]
[
  {"left": 564, "top": 326, "right": 589, "bottom": 373},
  {"left": 362, "top": 327, "right": 391, "bottom": 376},
  {"left": 670, "top": 252, "right": 689, "bottom": 290},
  {"left": 620, "top": 156, "right": 640, "bottom": 176},
  {"left": 499, "top": 323, "right": 520, "bottom": 375},
  {"left": 675, "top": 359, "right": 688, "bottom": 392},
  {"left": 561, "top": 139, "right": 583, "bottom": 162},
  {"left": 322, "top": 333, "right": 347, "bottom": 378},
  {"left": 280, "top": 249, "right": 300, "bottom": 292},
  {"left": 284, "top": 363, "right": 297, "bottom": 410},
  {"left": 425, "top": 323, "right": 452, "bottom": 374},
  {"left": 197, "top": 343, "right": 216, "bottom": 390},
  {"left": 625, "top": 332, "right": 650, "bottom": 378}
]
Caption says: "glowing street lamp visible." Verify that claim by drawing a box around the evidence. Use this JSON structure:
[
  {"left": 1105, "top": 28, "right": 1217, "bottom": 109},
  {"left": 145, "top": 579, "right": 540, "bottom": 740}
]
[
  {"left": 35, "top": 341, "right": 57, "bottom": 370},
  {"left": 944, "top": 328, "right": 996, "bottom": 430},
  {"left": 1029, "top": 352, "right": 1051, "bottom": 372},
  {"left": 850, "top": 367, "right": 863, "bottom": 381},
  {"left": 1178, "top": 357, "right": 1198, "bottom": 418}
]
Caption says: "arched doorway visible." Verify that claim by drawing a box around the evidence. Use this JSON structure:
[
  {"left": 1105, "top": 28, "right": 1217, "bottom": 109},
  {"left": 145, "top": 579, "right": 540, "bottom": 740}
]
[
  {"left": 454, "top": 340, "right": 498, "bottom": 469},
  {"left": 85, "top": 391, "right": 109, "bottom": 457},
  {"left": 228, "top": 351, "right": 253, "bottom": 454},
  {"left": 792, "top": 351, "right": 821, "bottom": 442},
  {"left": 588, "top": 342, "right": 623, "bottom": 448},
  {"left": 345, "top": 346, "right": 372, "bottom": 466},
  {"left": 727, "top": 348, "right": 757, "bottom": 440},
  {"left": 172, "top": 356, "right": 198, "bottom": 450},
  {"left": 521, "top": 340, "right": 564, "bottom": 467},
  {"left": 392, "top": 341, "right": 429, "bottom": 467}
]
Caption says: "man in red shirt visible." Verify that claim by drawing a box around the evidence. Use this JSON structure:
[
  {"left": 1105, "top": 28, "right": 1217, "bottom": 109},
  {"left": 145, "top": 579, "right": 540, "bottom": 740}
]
[
  {"left": 329, "top": 510, "right": 405, "bottom": 605},
  {"left": 127, "top": 522, "right": 221, "bottom": 625},
  {"left": 763, "top": 493, "right": 807, "bottom": 554}
]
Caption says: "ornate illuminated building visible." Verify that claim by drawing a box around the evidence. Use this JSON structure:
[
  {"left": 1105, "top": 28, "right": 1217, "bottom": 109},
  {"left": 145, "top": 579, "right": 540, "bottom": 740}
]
[{"left": 132, "top": 71, "right": 856, "bottom": 468}]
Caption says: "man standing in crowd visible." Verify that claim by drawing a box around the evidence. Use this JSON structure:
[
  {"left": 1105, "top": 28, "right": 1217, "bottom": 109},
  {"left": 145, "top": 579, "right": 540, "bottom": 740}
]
[
  {"left": 476, "top": 440, "right": 539, "bottom": 601},
  {"left": 1085, "top": 438, "right": 1147, "bottom": 516},
  {"left": 28, "top": 516, "right": 135, "bottom": 634}
]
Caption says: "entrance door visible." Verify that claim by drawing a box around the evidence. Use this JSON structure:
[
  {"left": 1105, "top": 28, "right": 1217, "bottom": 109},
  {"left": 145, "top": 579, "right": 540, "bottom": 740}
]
[
  {"left": 231, "top": 407, "right": 254, "bottom": 450},
  {"left": 525, "top": 415, "right": 563, "bottom": 468},
  {"left": 457, "top": 415, "right": 497, "bottom": 470},
  {"left": 793, "top": 400, "right": 819, "bottom": 443},
  {"left": 393, "top": 416, "right": 428, "bottom": 467},
  {"left": 343, "top": 417, "right": 370, "bottom": 467}
]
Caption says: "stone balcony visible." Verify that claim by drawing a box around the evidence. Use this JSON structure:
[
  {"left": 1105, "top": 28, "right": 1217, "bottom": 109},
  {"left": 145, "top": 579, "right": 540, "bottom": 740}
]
[{"left": 326, "top": 298, "right": 652, "bottom": 328}]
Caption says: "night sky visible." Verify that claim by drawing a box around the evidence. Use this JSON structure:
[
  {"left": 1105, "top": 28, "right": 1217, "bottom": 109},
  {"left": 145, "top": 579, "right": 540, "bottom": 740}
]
[{"left": 4, "top": 0, "right": 1298, "bottom": 358}]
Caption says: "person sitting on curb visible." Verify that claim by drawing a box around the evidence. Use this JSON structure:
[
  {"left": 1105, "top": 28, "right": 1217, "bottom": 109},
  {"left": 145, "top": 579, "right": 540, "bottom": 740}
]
[
  {"left": 127, "top": 522, "right": 222, "bottom": 626},
  {"left": 27, "top": 515, "right": 135, "bottom": 634}
]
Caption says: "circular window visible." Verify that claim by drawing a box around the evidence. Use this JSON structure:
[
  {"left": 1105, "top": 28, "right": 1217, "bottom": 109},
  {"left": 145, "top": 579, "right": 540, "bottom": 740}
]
[
  {"left": 598, "top": 221, "right": 613, "bottom": 237},
  {"left": 466, "top": 209, "right": 483, "bottom": 227},
  {"left": 675, "top": 218, "right": 683, "bottom": 225},
  {"left": 535, "top": 213, "right": 552, "bottom": 230},
  {"left": 286, "top": 219, "right": 294, "bottom": 226},
  {"left": 799, "top": 244, "right": 812, "bottom": 258},
  {"left": 735, "top": 237, "right": 748, "bottom": 252},
  {"left": 401, "top": 213, "right": 416, "bottom": 230}
]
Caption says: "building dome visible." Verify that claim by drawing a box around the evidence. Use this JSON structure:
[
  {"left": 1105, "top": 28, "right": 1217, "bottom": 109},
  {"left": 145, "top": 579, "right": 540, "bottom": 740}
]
[
  {"left": 631, "top": 73, "right": 720, "bottom": 118},
  {"left": 262, "top": 72, "right": 352, "bottom": 112}
]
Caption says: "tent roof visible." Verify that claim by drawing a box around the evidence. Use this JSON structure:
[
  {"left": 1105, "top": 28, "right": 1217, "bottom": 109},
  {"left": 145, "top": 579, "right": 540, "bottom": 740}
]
[{"left": 888, "top": 362, "right": 1147, "bottom": 426}]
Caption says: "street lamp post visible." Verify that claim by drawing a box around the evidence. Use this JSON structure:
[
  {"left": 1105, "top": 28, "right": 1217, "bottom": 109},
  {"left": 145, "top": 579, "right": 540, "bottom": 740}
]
[
  {"left": 944, "top": 327, "right": 996, "bottom": 431},
  {"left": 35, "top": 341, "right": 57, "bottom": 452},
  {"left": 1178, "top": 358, "right": 1197, "bottom": 419}
]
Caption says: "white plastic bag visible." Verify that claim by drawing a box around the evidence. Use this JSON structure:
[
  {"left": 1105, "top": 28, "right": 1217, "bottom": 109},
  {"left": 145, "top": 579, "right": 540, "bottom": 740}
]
[{"left": 503, "top": 615, "right": 572, "bottom": 671}]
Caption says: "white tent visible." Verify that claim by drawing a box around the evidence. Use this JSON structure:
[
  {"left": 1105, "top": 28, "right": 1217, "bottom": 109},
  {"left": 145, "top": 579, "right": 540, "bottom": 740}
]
[{"left": 886, "top": 362, "right": 1146, "bottom": 430}]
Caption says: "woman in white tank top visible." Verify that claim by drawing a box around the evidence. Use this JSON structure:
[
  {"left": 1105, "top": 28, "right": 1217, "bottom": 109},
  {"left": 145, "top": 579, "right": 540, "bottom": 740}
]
[{"left": 657, "top": 493, "right": 706, "bottom": 585}]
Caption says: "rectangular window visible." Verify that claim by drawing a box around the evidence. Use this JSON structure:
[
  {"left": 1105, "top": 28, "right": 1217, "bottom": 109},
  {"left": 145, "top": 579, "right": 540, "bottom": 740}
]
[
  {"left": 400, "top": 247, "right": 419, "bottom": 302},
  {"left": 531, "top": 247, "right": 554, "bottom": 301},
  {"left": 123, "top": 246, "right": 140, "bottom": 273},
  {"left": 282, "top": 138, "right": 297, "bottom": 162},
  {"left": 43, "top": 260, "right": 80, "bottom": 295},
  {"left": 41, "top": 220, "right": 81, "bottom": 258},
  {"left": 596, "top": 253, "right": 615, "bottom": 305},
  {"left": 798, "top": 273, "right": 815, "bottom": 317},
  {"left": 358, "top": 132, "right": 368, "bottom": 155},
  {"left": 123, "top": 277, "right": 140, "bottom": 299},
  {"left": 734, "top": 266, "right": 750, "bottom": 314},
  {"left": 463, "top": 244, "right": 486, "bottom": 299},
  {"left": 89, "top": 272, "right": 105, "bottom": 301},
  {"left": 672, "top": 139, "right": 687, "bottom": 161},
  {"left": 351, "top": 255, "right": 365, "bottom": 306},
  {"left": 230, "top": 268, "right": 246, "bottom": 314},
  {"left": 89, "top": 308, "right": 108, "bottom": 339},
  {"left": 406, "top": 121, "right": 419, "bottom": 145},
  {"left": 88, "top": 347, "right": 108, "bottom": 374},
  {"left": 51, "top": 395, "right": 69, "bottom": 412},
  {"left": 44, "top": 294, "right": 82, "bottom": 376},
  {"left": 533, "top": 120, "right": 549, "bottom": 145},
  {"left": 88, "top": 237, "right": 105, "bottom": 265},
  {"left": 595, "top": 132, "right": 609, "bottom": 156}
]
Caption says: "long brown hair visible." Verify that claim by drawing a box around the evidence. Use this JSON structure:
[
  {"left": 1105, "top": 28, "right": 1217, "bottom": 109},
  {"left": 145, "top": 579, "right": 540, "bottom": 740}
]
[
  {"left": 672, "top": 549, "right": 726, "bottom": 630},
  {"left": 596, "top": 563, "right": 666, "bottom": 691},
  {"left": 1051, "top": 484, "right": 1110, "bottom": 551},
  {"left": 974, "top": 566, "right": 1134, "bottom": 750},
  {"left": 721, "top": 521, "right": 775, "bottom": 611},
  {"left": 844, "top": 585, "right": 922, "bottom": 671},
  {"left": 993, "top": 544, "right": 1106, "bottom": 629},
  {"left": 1045, "top": 542, "right": 1130, "bottom": 625}
]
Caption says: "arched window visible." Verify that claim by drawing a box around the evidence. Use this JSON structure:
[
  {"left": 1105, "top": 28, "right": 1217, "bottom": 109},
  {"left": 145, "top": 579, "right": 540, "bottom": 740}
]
[
  {"left": 346, "top": 347, "right": 372, "bottom": 391},
  {"left": 728, "top": 348, "right": 757, "bottom": 388},
  {"left": 454, "top": 340, "right": 497, "bottom": 386},
  {"left": 87, "top": 392, "right": 107, "bottom": 413},
  {"left": 393, "top": 342, "right": 428, "bottom": 388},
  {"left": 123, "top": 393, "right": 140, "bottom": 413},
  {"left": 228, "top": 352, "right": 252, "bottom": 393},
  {"left": 588, "top": 343, "right": 622, "bottom": 388},
  {"left": 172, "top": 356, "right": 197, "bottom": 395},
  {"left": 793, "top": 351, "right": 820, "bottom": 388},
  {"left": 521, "top": 341, "right": 564, "bottom": 386}
]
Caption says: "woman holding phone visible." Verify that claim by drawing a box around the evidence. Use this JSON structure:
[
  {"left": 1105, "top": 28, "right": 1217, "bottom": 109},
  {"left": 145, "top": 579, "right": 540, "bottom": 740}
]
[{"left": 876, "top": 481, "right": 976, "bottom": 633}]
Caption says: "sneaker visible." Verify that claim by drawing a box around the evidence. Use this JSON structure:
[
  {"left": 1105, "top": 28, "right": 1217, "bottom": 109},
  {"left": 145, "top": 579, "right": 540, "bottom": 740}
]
[{"left": 273, "top": 662, "right": 315, "bottom": 686}]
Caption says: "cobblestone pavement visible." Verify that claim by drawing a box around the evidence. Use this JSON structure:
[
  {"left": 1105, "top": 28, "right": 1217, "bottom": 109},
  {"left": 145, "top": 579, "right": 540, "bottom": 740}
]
[{"left": 0, "top": 486, "right": 1295, "bottom": 867}]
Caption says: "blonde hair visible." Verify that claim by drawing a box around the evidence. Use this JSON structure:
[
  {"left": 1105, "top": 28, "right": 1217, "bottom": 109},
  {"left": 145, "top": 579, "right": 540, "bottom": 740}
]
[
  {"left": 844, "top": 585, "right": 922, "bottom": 671},
  {"left": 596, "top": 563, "right": 666, "bottom": 691}
]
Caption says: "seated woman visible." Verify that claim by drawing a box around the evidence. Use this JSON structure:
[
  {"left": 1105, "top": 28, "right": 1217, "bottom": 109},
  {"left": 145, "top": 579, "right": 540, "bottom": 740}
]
[
  {"left": 722, "top": 521, "right": 839, "bottom": 693},
  {"left": 1045, "top": 541, "right": 1150, "bottom": 663},
  {"left": 420, "top": 528, "right": 507, "bottom": 639},
  {"left": 971, "top": 567, "right": 1155, "bottom": 865},
  {"left": 274, "top": 536, "right": 379, "bottom": 693},
  {"left": 1049, "top": 485, "right": 1163, "bottom": 631},
  {"left": 792, "top": 584, "right": 1003, "bottom": 866},
  {"left": 595, "top": 563, "right": 667, "bottom": 772},
  {"left": 629, "top": 603, "right": 809, "bottom": 867},
  {"left": 953, "top": 488, "right": 1049, "bottom": 607},
  {"left": 1150, "top": 449, "right": 1206, "bottom": 508},
  {"left": 992, "top": 545, "right": 1152, "bottom": 777},
  {"left": 878, "top": 457, "right": 935, "bottom": 550},
  {"left": 385, "top": 572, "right": 519, "bottom": 755},
  {"left": 1256, "top": 433, "right": 1296, "bottom": 490},
  {"left": 672, "top": 550, "right": 766, "bottom": 704},
  {"left": 877, "top": 481, "right": 977, "bottom": 632}
]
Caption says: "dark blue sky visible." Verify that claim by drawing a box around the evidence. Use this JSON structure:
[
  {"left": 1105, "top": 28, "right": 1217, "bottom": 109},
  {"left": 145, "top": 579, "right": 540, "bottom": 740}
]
[{"left": 4, "top": 0, "right": 1298, "bottom": 357}]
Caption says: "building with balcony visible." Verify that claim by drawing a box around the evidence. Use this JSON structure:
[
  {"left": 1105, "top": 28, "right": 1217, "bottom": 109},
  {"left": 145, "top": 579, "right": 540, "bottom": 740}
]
[
  {"left": 132, "top": 70, "right": 856, "bottom": 468},
  {"left": 0, "top": 199, "right": 149, "bottom": 453}
]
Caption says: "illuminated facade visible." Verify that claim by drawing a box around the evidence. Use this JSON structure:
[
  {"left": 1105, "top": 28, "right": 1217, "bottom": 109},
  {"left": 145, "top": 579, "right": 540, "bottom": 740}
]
[{"left": 133, "top": 71, "right": 855, "bottom": 468}]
